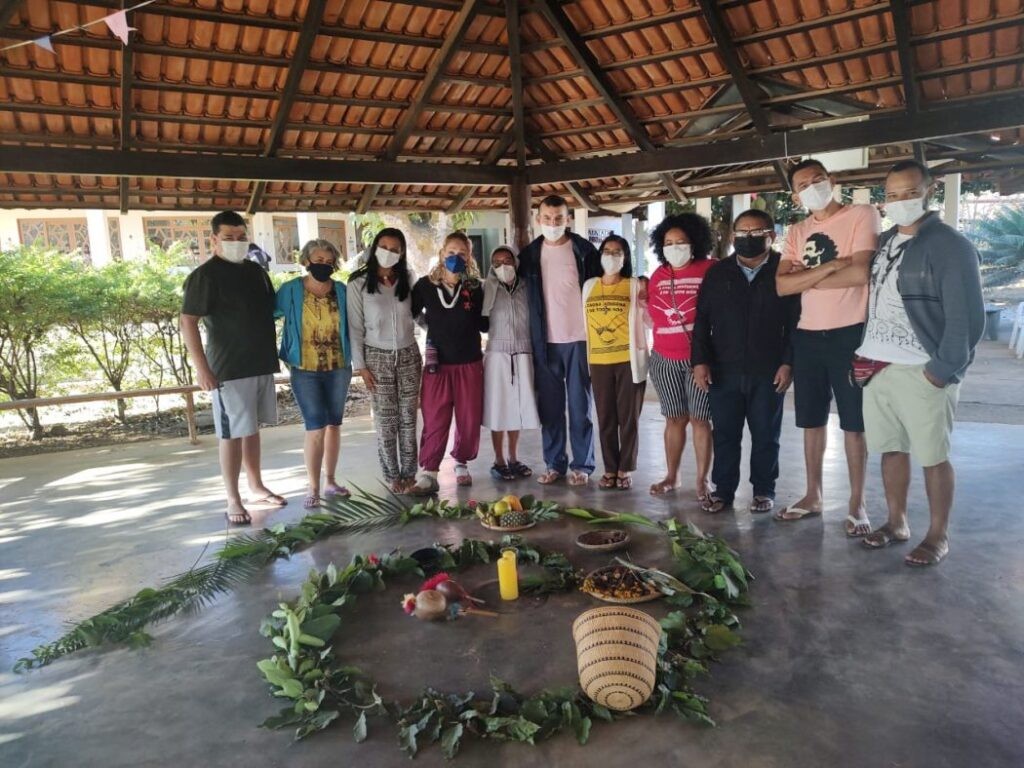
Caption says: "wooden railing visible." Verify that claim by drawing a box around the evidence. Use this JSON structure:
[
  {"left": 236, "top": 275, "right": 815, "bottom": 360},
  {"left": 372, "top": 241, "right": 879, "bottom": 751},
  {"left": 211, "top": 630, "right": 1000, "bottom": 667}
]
[{"left": 0, "top": 376, "right": 290, "bottom": 444}]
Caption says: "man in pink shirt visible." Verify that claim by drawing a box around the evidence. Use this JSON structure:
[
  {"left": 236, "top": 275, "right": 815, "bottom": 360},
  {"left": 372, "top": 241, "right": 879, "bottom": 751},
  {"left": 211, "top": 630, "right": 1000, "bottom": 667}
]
[
  {"left": 776, "top": 159, "right": 881, "bottom": 537},
  {"left": 518, "top": 195, "right": 602, "bottom": 485}
]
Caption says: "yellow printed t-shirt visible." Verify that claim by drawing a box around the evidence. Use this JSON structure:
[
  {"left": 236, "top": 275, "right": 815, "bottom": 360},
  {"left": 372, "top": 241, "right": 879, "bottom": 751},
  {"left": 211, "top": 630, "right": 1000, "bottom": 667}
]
[
  {"left": 301, "top": 289, "right": 344, "bottom": 371},
  {"left": 585, "top": 279, "right": 631, "bottom": 365}
]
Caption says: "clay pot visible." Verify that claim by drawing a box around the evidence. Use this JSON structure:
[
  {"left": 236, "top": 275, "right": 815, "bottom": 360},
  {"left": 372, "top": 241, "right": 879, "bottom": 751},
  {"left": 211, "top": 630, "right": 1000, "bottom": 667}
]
[{"left": 413, "top": 590, "right": 447, "bottom": 621}]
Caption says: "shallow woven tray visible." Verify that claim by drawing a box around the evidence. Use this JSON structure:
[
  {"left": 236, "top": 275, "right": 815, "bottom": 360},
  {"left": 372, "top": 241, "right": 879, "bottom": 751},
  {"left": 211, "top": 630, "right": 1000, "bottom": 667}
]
[
  {"left": 479, "top": 519, "right": 536, "bottom": 532},
  {"left": 581, "top": 567, "right": 662, "bottom": 604},
  {"left": 575, "top": 529, "right": 631, "bottom": 552}
]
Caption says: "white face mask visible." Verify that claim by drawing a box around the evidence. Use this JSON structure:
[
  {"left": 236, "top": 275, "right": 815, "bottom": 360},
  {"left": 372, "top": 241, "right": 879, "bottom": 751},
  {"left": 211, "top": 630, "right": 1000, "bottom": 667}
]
[
  {"left": 798, "top": 179, "right": 834, "bottom": 212},
  {"left": 375, "top": 247, "right": 401, "bottom": 268},
  {"left": 494, "top": 264, "right": 516, "bottom": 283},
  {"left": 540, "top": 225, "right": 565, "bottom": 243},
  {"left": 663, "top": 243, "right": 691, "bottom": 268},
  {"left": 886, "top": 196, "right": 928, "bottom": 228},
  {"left": 601, "top": 255, "right": 625, "bottom": 276},
  {"left": 219, "top": 240, "right": 248, "bottom": 263}
]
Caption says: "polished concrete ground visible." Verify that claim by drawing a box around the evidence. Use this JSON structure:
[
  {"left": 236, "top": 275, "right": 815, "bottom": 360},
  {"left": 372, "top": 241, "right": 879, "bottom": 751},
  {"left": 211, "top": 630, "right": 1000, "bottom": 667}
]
[{"left": 1, "top": 409, "right": 1023, "bottom": 768}]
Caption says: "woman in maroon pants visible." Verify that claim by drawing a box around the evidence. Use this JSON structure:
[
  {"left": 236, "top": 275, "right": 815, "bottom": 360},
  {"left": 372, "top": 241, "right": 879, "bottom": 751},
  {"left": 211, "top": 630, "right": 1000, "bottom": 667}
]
[{"left": 408, "top": 231, "right": 488, "bottom": 494}]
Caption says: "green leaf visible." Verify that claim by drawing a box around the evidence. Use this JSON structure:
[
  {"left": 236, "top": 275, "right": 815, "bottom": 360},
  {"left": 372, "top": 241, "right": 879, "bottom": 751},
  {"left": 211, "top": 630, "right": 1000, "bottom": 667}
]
[
  {"left": 300, "top": 614, "right": 341, "bottom": 642},
  {"left": 704, "top": 624, "right": 741, "bottom": 652},
  {"left": 277, "top": 679, "right": 303, "bottom": 698},
  {"left": 353, "top": 711, "right": 368, "bottom": 743},
  {"left": 575, "top": 715, "right": 592, "bottom": 745},
  {"left": 440, "top": 723, "right": 463, "bottom": 758}
]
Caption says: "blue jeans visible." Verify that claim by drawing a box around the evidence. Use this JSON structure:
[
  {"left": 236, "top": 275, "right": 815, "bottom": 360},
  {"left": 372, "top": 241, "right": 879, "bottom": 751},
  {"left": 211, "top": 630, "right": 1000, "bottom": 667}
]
[
  {"left": 289, "top": 367, "right": 352, "bottom": 431},
  {"left": 708, "top": 373, "right": 784, "bottom": 503},
  {"left": 535, "top": 341, "right": 595, "bottom": 475}
]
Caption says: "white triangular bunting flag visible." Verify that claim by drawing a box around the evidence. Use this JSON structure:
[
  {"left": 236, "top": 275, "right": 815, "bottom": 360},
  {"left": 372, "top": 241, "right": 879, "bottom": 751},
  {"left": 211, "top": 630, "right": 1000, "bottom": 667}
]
[
  {"left": 103, "top": 10, "right": 135, "bottom": 45},
  {"left": 33, "top": 35, "right": 56, "bottom": 54}
]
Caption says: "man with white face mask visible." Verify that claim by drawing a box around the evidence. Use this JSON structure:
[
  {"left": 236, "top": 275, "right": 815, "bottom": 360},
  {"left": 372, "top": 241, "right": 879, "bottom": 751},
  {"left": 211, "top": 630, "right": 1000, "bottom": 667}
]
[
  {"left": 857, "top": 160, "right": 984, "bottom": 567},
  {"left": 518, "top": 194, "right": 602, "bottom": 485},
  {"left": 775, "top": 159, "right": 881, "bottom": 538},
  {"left": 180, "top": 210, "right": 282, "bottom": 526}
]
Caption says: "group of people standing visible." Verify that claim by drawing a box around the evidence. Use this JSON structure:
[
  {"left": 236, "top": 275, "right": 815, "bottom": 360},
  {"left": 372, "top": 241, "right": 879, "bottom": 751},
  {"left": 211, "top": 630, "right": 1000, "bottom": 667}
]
[{"left": 180, "top": 156, "right": 983, "bottom": 568}]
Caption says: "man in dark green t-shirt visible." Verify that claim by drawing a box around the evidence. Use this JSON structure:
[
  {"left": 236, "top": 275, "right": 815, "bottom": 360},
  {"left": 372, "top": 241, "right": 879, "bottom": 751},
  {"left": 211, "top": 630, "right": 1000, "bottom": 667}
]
[{"left": 180, "top": 210, "right": 282, "bottom": 526}]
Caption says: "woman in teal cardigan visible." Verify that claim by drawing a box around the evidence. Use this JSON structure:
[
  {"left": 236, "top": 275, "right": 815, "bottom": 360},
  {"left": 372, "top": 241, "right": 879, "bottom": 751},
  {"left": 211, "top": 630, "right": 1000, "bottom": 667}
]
[{"left": 276, "top": 239, "right": 352, "bottom": 508}]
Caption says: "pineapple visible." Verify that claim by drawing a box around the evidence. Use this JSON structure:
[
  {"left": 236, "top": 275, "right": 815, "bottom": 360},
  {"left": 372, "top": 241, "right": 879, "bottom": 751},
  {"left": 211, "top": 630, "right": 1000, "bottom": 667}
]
[{"left": 501, "top": 509, "right": 530, "bottom": 528}]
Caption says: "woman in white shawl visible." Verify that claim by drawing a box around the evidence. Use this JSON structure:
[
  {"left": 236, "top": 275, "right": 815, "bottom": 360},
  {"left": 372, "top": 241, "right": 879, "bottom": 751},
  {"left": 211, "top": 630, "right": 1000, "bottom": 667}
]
[{"left": 482, "top": 245, "right": 541, "bottom": 481}]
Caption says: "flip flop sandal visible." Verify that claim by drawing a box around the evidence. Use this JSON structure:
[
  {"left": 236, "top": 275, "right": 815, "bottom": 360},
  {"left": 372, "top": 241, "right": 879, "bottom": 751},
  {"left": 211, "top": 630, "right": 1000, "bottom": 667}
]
[
  {"left": 749, "top": 496, "right": 774, "bottom": 514},
  {"left": 701, "top": 495, "right": 733, "bottom": 514},
  {"left": 567, "top": 470, "right": 590, "bottom": 486},
  {"left": 490, "top": 463, "right": 516, "bottom": 482},
  {"left": 303, "top": 494, "right": 321, "bottom": 509},
  {"left": 616, "top": 475, "right": 632, "bottom": 490},
  {"left": 650, "top": 480, "right": 678, "bottom": 496},
  {"left": 905, "top": 541, "right": 948, "bottom": 567},
  {"left": 773, "top": 506, "right": 822, "bottom": 522},
  {"left": 537, "top": 469, "right": 563, "bottom": 485},
  {"left": 323, "top": 484, "right": 350, "bottom": 498},
  {"left": 248, "top": 493, "right": 287, "bottom": 507},
  {"left": 224, "top": 510, "right": 251, "bottom": 527},
  {"left": 862, "top": 523, "right": 911, "bottom": 549},
  {"left": 598, "top": 473, "right": 617, "bottom": 490},
  {"left": 508, "top": 461, "right": 533, "bottom": 478},
  {"left": 845, "top": 514, "right": 873, "bottom": 538}
]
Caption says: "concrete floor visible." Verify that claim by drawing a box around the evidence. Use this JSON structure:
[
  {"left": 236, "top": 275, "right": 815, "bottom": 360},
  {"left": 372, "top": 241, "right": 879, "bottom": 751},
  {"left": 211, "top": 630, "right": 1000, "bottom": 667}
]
[{"left": 1, "top": 408, "right": 1023, "bottom": 768}]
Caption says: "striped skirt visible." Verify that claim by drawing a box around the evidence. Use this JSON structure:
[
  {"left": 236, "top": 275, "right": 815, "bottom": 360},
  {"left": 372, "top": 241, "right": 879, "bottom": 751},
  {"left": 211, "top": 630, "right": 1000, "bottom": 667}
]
[{"left": 647, "top": 351, "right": 712, "bottom": 421}]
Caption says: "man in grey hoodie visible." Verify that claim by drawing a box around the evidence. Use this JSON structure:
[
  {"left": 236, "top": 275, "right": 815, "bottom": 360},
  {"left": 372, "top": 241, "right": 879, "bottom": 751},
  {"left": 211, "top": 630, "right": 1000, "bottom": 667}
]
[{"left": 857, "top": 160, "right": 984, "bottom": 566}]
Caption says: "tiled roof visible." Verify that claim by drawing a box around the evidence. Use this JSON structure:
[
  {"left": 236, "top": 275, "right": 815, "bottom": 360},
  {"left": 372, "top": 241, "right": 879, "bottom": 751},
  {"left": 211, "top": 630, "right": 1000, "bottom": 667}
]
[{"left": 0, "top": 0, "right": 1021, "bottom": 212}]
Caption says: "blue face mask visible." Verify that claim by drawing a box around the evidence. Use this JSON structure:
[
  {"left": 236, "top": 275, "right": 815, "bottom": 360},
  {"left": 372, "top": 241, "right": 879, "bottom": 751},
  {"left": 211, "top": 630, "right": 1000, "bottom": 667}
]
[{"left": 444, "top": 254, "right": 467, "bottom": 274}]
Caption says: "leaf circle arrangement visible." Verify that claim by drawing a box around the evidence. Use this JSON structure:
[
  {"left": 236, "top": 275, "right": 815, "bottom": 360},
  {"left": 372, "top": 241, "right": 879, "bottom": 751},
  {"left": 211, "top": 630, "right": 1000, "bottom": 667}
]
[{"left": 256, "top": 516, "right": 752, "bottom": 759}]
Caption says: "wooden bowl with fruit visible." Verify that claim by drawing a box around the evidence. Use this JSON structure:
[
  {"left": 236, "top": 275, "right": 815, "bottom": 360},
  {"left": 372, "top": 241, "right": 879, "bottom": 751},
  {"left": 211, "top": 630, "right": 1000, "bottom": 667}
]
[{"left": 476, "top": 495, "right": 535, "bottom": 532}]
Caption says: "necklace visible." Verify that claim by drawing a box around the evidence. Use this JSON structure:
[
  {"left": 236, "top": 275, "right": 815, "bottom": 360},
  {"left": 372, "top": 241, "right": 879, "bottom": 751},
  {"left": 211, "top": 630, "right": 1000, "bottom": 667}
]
[{"left": 437, "top": 281, "right": 461, "bottom": 309}]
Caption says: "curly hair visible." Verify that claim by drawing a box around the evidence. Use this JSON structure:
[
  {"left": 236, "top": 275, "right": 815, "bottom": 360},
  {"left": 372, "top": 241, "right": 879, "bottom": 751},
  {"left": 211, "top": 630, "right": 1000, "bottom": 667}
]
[
  {"left": 297, "top": 238, "right": 340, "bottom": 267},
  {"left": 428, "top": 231, "right": 481, "bottom": 285},
  {"left": 347, "top": 227, "right": 411, "bottom": 302},
  {"left": 649, "top": 213, "right": 714, "bottom": 264},
  {"left": 597, "top": 234, "right": 634, "bottom": 278}
]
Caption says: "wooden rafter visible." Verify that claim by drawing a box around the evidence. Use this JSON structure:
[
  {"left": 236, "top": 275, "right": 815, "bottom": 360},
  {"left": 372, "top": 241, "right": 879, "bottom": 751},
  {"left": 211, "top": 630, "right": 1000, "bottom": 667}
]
[
  {"left": 525, "top": 134, "right": 601, "bottom": 213},
  {"left": 696, "top": 0, "right": 789, "bottom": 190},
  {"left": 890, "top": 0, "right": 920, "bottom": 113},
  {"left": 118, "top": 0, "right": 132, "bottom": 214},
  {"left": 0, "top": 0, "right": 22, "bottom": 30},
  {"left": 248, "top": 0, "right": 328, "bottom": 214},
  {"left": 445, "top": 133, "right": 516, "bottom": 213},
  {"left": 506, "top": 0, "right": 526, "bottom": 169},
  {"left": 359, "top": 0, "right": 483, "bottom": 213},
  {"left": 534, "top": 0, "right": 683, "bottom": 202}
]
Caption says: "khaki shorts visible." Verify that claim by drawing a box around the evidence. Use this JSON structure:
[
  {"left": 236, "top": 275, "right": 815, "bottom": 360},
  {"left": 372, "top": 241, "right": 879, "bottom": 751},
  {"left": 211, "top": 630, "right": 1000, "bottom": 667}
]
[{"left": 863, "top": 364, "right": 959, "bottom": 467}]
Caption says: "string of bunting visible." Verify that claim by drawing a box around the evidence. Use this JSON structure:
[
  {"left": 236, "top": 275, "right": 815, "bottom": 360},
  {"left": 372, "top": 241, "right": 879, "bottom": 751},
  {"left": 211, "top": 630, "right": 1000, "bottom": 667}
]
[{"left": 0, "top": 0, "right": 156, "bottom": 54}]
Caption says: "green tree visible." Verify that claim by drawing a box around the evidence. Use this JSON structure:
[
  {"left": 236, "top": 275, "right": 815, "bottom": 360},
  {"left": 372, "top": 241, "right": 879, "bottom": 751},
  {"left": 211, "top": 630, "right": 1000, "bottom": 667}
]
[
  {"left": 974, "top": 205, "right": 1024, "bottom": 269},
  {"left": 0, "top": 245, "right": 79, "bottom": 439},
  {"left": 133, "top": 242, "right": 194, "bottom": 391}
]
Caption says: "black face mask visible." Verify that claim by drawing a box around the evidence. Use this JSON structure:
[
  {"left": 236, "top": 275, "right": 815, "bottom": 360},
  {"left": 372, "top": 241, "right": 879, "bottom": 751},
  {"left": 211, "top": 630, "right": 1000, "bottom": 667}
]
[
  {"left": 307, "top": 263, "right": 334, "bottom": 282},
  {"left": 733, "top": 236, "right": 769, "bottom": 259}
]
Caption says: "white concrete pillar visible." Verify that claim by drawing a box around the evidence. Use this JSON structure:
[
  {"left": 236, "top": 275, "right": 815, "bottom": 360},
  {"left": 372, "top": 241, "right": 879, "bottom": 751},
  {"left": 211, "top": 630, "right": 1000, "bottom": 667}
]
[
  {"left": 852, "top": 187, "right": 872, "bottom": 205},
  {"left": 633, "top": 215, "right": 647, "bottom": 275},
  {"left": 943, "top": 173, "right": 961, "bottom": 227},
  {"left": 696, "top": 197, "right": 713, "bottom": 219},
  {"left": 250, "top": 212, "right": 275, "bottom": 259},
  {"left": 119, "top": 211, "right": 147, "bottom": 261},
  {"left": 296, "top": 212, "right": 319, "bottom": 247},
  {"left": 731, "top": 193, "right": 752, "bottom": 220},
  {"left": 0, "top": 210, "right": 21, "bottom": 250},
  {"left": 573, "top": 207, "right": 588, "bottom": 243},
  {"left": 620, "top": 213, "right": 632, "bottom": 244},
  {"left": 85, "top": 210, "right": 111, "bottom": 267}
]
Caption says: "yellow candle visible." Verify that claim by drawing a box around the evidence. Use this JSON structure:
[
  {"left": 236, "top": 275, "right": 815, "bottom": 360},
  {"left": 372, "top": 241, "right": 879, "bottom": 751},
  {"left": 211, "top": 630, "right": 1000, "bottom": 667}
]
[{"left": 497, "top": 549, "right": 519, "bottom": 601}]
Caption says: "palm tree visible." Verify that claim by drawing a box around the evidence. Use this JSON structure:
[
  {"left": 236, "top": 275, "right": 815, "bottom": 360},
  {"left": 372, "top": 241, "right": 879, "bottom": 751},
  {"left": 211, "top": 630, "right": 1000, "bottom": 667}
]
[{"left": 974, "top": 206, "right": 1024, "bottom": 269}]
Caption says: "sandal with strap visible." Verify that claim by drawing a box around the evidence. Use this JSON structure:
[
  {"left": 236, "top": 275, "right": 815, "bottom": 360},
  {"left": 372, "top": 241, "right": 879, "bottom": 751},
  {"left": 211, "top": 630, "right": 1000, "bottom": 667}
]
[
  {"left": 616, "top": 474, "right": 632, "bottom": 490},
  {"left": 490, "top": 463, "right": 516, "bottom": 482},
  {"left": 773, "top": 506, "right": 822, "bottom": 522},
  {"left": 323, "top": 483, "right": 350, "bottom": 498},
  {"left": 454, "top": 464, "right": 473, "bottom": 487},
  {"left": 749, "top": 496, "right": 774, "bottom": 514},
  {"left": 508, "top": 461, "right": 532, "bottom": 478},
  {"left": 862, "top": 523, "right": 911, "bottom": 550},
  {"left": 649, "top": 479, "right": 678, "bottom": 496},
  {"left": 567, "top": 469, "right": 590, "bottom": 486},
  {"left": 845, "top": 514, "right": 873, "bottom": 538},
  {"left": 905, "top": 540, "right": 949, "bottom": 567},
  {"left": 303, "top": 493, "right": 321, "bottom": 509},
  {"left": 598, "top": 473, "right": 617, "bottom": 490},
  {"left": 537, "top": 469, "right": 563, "bottom": 485},
  {"left": 701, "top": 494, "right": 734, "bottom": 514}
]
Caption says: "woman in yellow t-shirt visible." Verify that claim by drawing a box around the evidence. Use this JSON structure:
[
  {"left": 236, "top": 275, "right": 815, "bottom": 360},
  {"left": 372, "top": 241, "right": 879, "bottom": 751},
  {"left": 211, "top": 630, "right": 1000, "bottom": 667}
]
[
  {"left": 276, "top": 239, "right": 352, "bottom": 509},
  {"left": 581, "top": 235, "right": 650, "bottom": 490}
]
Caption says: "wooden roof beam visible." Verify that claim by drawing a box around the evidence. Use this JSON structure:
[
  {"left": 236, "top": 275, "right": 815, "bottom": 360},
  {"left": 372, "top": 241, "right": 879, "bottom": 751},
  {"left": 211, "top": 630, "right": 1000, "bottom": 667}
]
[
  {"left": 249, "top": 0, "right": 328, "bottom": 215},
  {"left": 118, "top": 0, "right": 133, "bottom": 214},
  {"left": 0, "top": 0, "right": 23, "bottom": 30},
  {"left": 443, "top": 133, "right": 515, "bottom": 213},
  {"left": 506, "top": 0, "right": 526, "bottom": 169}
]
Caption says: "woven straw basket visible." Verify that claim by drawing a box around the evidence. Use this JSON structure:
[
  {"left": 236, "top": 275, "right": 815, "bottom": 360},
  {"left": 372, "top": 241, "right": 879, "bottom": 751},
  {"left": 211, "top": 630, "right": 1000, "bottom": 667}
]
[{"left": 572, "top": 606, "right": 662, "bottom": 711}]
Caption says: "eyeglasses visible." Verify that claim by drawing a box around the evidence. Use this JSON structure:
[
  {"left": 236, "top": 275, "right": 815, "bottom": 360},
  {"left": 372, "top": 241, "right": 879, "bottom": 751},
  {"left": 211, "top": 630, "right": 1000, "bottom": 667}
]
[
  {"left": 733, "top": 228, "right": 773, "bottom": 238},
  {"left": 601, "top": 249, "right": 625, "bottom": 257}
]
